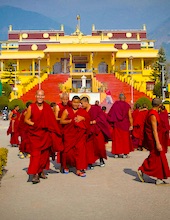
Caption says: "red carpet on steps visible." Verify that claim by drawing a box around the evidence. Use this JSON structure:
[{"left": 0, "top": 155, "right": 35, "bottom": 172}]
[
  {"left": 21, "top": 73, "right": 150, "bottom": 105},
  {"left": 20, "top": 74, "right": 69, "bottom": 103},
  {"left": 96, "top": 74, "right": 150, "bottom": 105}
]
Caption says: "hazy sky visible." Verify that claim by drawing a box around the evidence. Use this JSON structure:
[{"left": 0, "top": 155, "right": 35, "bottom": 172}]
[{"left": 0, "top": 0, "right": 170, "bottom": 33}]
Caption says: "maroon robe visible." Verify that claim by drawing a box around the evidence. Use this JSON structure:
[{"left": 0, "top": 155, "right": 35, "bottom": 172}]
[
  {"left": 132, "top": 109, "right": 148, "bottom": 149},
  {"left": 132, "top": 109, "right": 140, "bottom": 121},
  {"left": 61, "top": 107, "right": 90, "bottom": 170},
  {"left": 107, "top": 100, "right": 132, "bottom": 155},
  {"left": 86, "top": 105, "right": 111, "bottom": 164},
  {"left": 57, "top": 101, "right": 71, "bottom": 163},
  {"left": 18, "top": 109, "right": 31, "bottom": 154},
  {"left": 139, "top": 109, "right": 170, "bottom": 179},
  {"left": 27, "top": 102, "right": 63, "bottom": 175},
  {"left": 159, "top": 110, "right": 169, "bottom": 153},
  {"left": 7, "top": 110, "right": 20, "bottom": 145}
]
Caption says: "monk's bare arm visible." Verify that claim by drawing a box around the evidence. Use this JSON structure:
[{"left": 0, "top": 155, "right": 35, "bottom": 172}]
[
  {"left": 151, "top": 115, "right": 162, "bottom": 151},
  {"left": 8, "top": 111, "right": 13, "bottom": 121},
  {"left": 60, "top": 109, "right": 72, "bottom": 124},
  {"left": 128, "top": 109, "right": 133, "bottom": 130},
  {"left": 24, "top": 106, "right": 34, "bottom": 126},
  {"left": 54, "top": 105, "right": 60, "bottom": 121}
]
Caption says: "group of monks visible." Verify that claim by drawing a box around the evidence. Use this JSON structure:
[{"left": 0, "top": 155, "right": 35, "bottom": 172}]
[{"left": 7, "top": 89, "right": 170, "bottom": 185}]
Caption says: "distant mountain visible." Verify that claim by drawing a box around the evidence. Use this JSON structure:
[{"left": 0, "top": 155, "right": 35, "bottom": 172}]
[
  {"left": 0, "top": 5, "right": 73, "bottom": 40},
  {"left": 149, "top": 17, "right": 170, "bottom": 61}
]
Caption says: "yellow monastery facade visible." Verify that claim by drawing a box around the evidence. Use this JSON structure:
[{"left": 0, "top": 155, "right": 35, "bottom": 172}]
[{"left": 0, "top": 24, "right": 159, "bottom": 99}]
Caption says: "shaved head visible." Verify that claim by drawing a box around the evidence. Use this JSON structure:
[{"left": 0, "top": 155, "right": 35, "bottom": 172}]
[
  {"left": 152, "top": 98, "right": 162, "bottom": 107},
  {"left": 36, "top": 89, "right": 45, "bottom": 95},
  {"left": 60, "top": 93, "right": 69, "bottom": 99},
  {"left": 60, "top": 93, "right": 69, "bottom": 106},
  {"left": 35, "top": 89, "right": 45, "bottom": 104},
  {"left": 119, "top": 93, "right": 126, "bottom": 101}
]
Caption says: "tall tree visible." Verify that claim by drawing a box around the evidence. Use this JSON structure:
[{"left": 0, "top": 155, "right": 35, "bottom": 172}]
[
  {"left": 151, "top": 47, "right": 167, "bottom": 97},
  {"left": 151, "top": 47, "right": 166, "bottom": 82}
]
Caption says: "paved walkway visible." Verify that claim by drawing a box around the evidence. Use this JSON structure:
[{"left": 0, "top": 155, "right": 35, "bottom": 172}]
[{"left": 0, "top": 119, "right": 170, "bottom": 220}]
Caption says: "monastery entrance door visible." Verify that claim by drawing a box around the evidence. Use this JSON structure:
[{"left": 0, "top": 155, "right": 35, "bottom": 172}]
[
  {"left": 98, "top": 62, "right": 108, "bottom": 73},
  {"left": 53, "top": 62, "right": 62, "bottom": 74}
]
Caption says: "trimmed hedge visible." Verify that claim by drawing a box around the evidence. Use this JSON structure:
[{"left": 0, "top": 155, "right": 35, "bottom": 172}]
[
  {"left": 134, "top": 97, "right": 152, "bottom": 110},
  {"left": 163, "top": 100, "right": 170, "bottom": 104},
  {"left": 0, "top": 96, "right": 9, "bottom": 111},
  {"left": 0, "top": 148, "right": 8, "bottom": 176},
  {"left": 8, "top": 99, "right": 26, "bottom": 111}
]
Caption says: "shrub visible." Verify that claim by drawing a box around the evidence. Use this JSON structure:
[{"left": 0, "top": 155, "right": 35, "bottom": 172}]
[
  {"left": 2, "top": 83, "right": 12, "bottom": 98},
  {"left": 135, "top": 97, "right": 152, "bottom": 109},
  {"left": 153, "top": 82, "right": 162, "bottom": 98},
  {"left": 8, "top": 99, "right": 26, "bottom": 111},
  {"left": 0, "top": 96, "right": 9, "bottom": 111},
  {"left": 0, "top": 148, "right": 8, "bottom": 176},
  {"left": 163, "top": 100, "right": 170, "bottom": 104}
]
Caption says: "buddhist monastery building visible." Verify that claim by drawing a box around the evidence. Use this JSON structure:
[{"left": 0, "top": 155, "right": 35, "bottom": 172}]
[{"left": 1, "top": 22, "right": 165, "bottom": 107}]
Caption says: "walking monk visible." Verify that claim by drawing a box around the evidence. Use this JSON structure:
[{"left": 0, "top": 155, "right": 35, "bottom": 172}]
[
  {"left": 56, "top": 93, "right": 72, "bottom": 121},
  {"left": 18, "top": 101, "right": 32, "bottom": 159},
  {"left": 81, "top": 97, "right": 111, "bottom": 169},
  {"left": 7, "top": 105, "right": 20, "bottom": 147},
  {"left": 107, "top": 93, "right": 133, "bottom": 158},
  {"left": 159, "top": 105, "right": 169, "bottom": 153},
  {"left": 137, "top": 98, "right": 170, "bottom": 185},
  {"left": 55, "top": 93, "right": 71, "bottom": 163},
  {"left": 132, "top": 104, "right": 148, "bottom": 151},
  {"left": 60, "top": 96, "right": 90, "bottom": 177},
  {"left": 25, "top": 90, "right": 63, "bottom": 184}
]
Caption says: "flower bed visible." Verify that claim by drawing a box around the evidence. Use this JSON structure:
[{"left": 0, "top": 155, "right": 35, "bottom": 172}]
[{"left": 0, "top": 148, "right": 8, "bottom": 176}]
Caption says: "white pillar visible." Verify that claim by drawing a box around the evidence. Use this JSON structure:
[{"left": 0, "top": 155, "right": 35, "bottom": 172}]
[
  {"left": 81, "top": 75, "right": 87, "bottom": 88},
  {"left": 64, "top": 59, "right": 67, "bottom": 73}
]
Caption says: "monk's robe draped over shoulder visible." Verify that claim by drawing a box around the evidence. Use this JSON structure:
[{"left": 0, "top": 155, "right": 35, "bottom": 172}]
[
  {"left": 132, "top": 109, "right": 148, "bottom": 148},
  {"left": 62, "top": 107, "right": 90, "bottom": 170},
  {"left": 27, "top": 102, "right": 63, "bottom": 175},
  {"left": 88, "top": 105, "right": 111, "bottom": 141},
  {"left": 107, "top": 100, "right": 132, "bottom": 154},
  {"left": 18, "top": 109, "right": 30, "bottom": 153},
  {"left": 139, "top": 109, "right": 170, "bottom": 179},
  {"left": 29, "top": 102, "right": 63, "bottom": 153},
  {"left": 159, "top": 110, "right": 169, "bottom": 153},
  {"left": 86, "top": 105, "right": 111, "bottom": 163},
  {"left": 7, "top": 110, "right": 20, "bottom": 145}
]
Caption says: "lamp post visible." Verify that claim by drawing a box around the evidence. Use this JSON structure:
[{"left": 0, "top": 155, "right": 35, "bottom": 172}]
[
  {"left": 159, "top": 62, "right": 166, "bottom": 101},
  {"left": 12, "top": 64, "right": 17, "bottom": 98},
  {"left": 129, "top": 56, "right": 134, "bottom": 107},
  {"left": 37, "top": 57, "right": 41, "bottom": 90}
]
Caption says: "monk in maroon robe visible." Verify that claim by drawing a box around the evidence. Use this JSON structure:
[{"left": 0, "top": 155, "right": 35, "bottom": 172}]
[
  {"left": 107, "top": 94, "right": 133, "bottom": 158},
  {"left": 81, "top": 97, "right": 111, "bottom": 169},
  {"left": 60, "top": 96, "right": 90, "bottom": 177},
  {"left": 7, "top": 105, "right": 20, "bottom": 147},
  {"left": 132, "top": 103, "right": 140, "bottom": 121},
  {"left": 137, "top": 98, "right": 170, "bottom": 185},
  {"left": 18, "top": 102, "right": 32, "bottom": 159},
  {"left": 132, "top": 105, "right": 148, "bottom": 150},
  {"left": 159, "top": 105, "right": 169, "bottom": 153},
  {"left": 25, "top": 90, "right": 63, "bottom": 184},
  {"left": 54, "top": 93, "right": 72, "bottom": 163},
  {"left": 56, "top": 93, "right": 72, "bottom": 120}
]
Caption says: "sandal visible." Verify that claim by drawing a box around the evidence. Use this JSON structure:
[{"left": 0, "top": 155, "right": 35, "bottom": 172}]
[
  {"left": 63, "top": 169, "right": 69, "bottom": 174},
  {"left": 39, "top": 172, "right": 48, "bottom": 179},
  {"left": 76, "top": 172, "right": 86, "bottom": 177},
  {"left": 32, "top": 174, "right": 40, "bottom": 184}
]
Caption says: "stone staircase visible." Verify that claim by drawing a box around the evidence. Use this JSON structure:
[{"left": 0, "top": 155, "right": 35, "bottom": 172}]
[
  {"left": 20, "top": 74, "right": 69, "bottom": 103},
  {"left": 96, "top": 74, "right": 150, "bottom": 111}
]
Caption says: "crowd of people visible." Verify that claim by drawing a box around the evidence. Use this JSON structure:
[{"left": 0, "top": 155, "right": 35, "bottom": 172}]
[{"left": 7, "top": 90, "right": 170, "bottom": 185}]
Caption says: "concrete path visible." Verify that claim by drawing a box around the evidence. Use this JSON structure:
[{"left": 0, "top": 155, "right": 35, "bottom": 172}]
[{"left": 0, "top": 119, "right": 170, "bottom": 220}]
